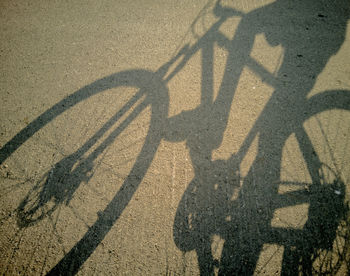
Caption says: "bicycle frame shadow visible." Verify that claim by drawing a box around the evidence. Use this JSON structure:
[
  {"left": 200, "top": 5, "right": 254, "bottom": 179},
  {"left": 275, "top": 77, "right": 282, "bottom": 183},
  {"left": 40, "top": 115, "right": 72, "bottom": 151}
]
[
  {"left": 172, "top": 0, "right": 350, "bottom": 275},
  {"left": 0, "top": 0, "right": 350, "bottom": 275}
]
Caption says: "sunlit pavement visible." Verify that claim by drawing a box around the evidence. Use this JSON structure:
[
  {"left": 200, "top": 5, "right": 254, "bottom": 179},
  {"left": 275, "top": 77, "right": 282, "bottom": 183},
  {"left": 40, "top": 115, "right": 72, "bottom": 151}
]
[{"left": 1, "top": 1, "right": 350, "bottom": 275}]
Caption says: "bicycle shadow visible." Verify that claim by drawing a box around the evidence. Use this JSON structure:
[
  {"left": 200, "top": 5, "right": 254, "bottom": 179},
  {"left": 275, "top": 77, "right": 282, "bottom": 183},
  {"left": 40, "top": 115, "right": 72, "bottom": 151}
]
[{"left": 0, "top": 0, "right": 349, "bottom": 275}]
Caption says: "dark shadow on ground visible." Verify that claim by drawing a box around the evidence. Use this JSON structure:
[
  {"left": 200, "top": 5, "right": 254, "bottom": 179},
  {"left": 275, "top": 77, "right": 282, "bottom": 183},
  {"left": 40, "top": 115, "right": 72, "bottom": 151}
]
[
  {"left": 0, "top": 0, "right": 349, "bottom": 275},
  {"left": 173, "top": 0, "right": 350, "bottom": 275}
]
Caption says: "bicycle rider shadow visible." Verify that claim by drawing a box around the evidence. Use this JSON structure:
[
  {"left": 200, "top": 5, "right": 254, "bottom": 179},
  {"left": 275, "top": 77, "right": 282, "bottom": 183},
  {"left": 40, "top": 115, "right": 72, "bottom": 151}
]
[
  {"left": 172, "top": 0, "right": 350, "bottom": 275},
  {"left": 0, "top": 0, "right": 348, "bottom": 274}
]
